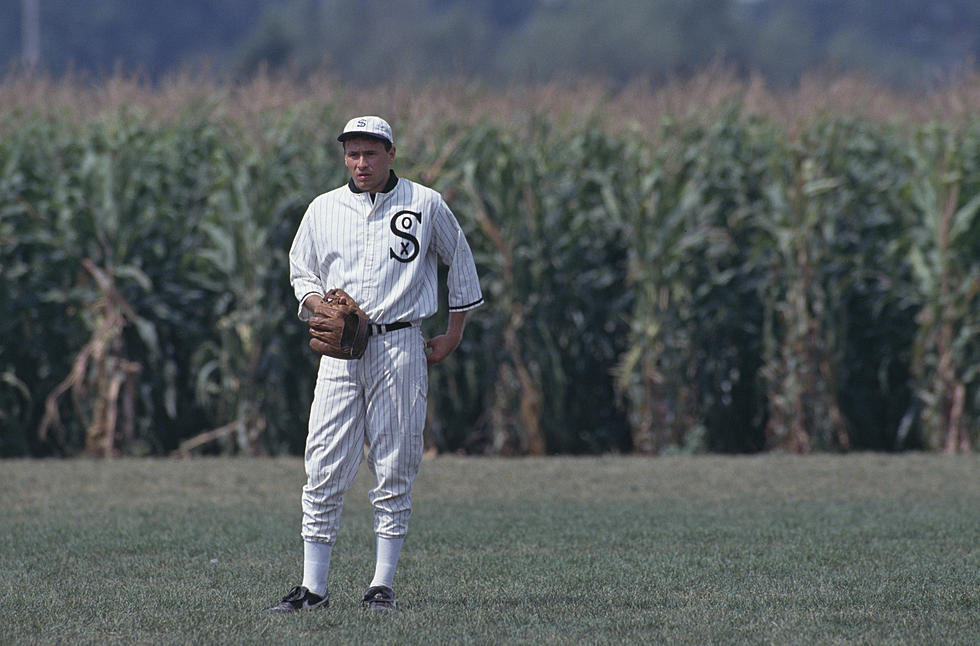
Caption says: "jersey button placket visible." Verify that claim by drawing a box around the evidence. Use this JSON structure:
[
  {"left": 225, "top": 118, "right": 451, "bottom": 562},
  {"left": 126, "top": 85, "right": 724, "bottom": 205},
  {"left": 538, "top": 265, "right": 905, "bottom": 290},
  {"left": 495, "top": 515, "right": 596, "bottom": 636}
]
[{"left": 361, "top": 194, "right": 383, "bottom": 304}]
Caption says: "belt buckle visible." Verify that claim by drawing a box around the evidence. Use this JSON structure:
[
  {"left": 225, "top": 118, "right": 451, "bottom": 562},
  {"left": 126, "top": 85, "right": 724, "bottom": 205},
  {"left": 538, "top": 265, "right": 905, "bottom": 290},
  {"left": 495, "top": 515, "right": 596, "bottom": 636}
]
[{"left": 370, "top": 322, "right": 409, "bottom": 336}]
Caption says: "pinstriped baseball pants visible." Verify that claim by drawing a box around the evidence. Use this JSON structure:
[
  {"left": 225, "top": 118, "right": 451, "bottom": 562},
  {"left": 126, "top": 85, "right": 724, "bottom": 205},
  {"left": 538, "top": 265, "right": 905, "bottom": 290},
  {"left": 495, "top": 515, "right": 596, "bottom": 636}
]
[{"left": 301, "top": 325, "right": 428, "bottom": 544}]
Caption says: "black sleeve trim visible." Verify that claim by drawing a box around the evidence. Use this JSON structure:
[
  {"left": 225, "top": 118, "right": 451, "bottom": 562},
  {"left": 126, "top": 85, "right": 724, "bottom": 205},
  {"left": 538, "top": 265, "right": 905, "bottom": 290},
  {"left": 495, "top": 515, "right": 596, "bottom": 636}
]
[{"left": 449, "top": 297, "right": 485, "bottom": 312}]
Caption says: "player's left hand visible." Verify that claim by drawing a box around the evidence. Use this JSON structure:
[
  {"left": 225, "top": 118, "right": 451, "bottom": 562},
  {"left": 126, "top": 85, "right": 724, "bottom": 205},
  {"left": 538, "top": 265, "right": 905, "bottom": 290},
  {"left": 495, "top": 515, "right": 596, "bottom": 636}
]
[{"left": 425, "top": 333, "right": 461, "bottom": 365}]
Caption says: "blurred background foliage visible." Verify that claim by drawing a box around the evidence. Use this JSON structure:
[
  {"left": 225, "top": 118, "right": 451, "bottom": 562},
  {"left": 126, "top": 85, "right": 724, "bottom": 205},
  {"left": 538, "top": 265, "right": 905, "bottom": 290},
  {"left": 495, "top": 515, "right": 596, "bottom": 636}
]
[{"left": 2, "top": 0, "right": 980, "bottom": 89}]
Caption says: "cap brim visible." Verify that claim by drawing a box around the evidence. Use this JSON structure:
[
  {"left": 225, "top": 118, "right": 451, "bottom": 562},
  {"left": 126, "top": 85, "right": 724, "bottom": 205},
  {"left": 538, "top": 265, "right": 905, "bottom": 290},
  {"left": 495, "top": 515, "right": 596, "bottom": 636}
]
[{"left": 337, "top": 131, "right": 391, "bottom": 144}]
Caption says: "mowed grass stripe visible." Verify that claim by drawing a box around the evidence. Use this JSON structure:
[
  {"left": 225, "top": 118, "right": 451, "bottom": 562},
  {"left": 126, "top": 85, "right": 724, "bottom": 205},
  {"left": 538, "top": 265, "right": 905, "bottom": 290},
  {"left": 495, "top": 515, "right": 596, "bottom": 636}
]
[{"left": 1, "top": 455, "right": 977, "bottom": 645}]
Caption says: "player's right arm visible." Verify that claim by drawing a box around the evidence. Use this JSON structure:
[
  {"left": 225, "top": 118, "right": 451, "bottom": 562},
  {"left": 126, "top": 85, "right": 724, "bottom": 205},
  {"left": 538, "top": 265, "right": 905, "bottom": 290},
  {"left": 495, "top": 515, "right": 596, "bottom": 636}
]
[
  {"left": 289, "top": 201, "right": 326, "bottom": 321},
  {"left": 302, "top": 293, "right": 326, "bottom": 312}
]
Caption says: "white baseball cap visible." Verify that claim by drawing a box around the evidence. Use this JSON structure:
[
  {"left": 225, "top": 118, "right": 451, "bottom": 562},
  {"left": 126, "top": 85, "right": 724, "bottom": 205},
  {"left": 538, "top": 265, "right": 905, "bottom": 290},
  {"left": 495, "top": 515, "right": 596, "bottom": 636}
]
[{"left": 337, "top": 116, "right": 394, "bottom": 145}]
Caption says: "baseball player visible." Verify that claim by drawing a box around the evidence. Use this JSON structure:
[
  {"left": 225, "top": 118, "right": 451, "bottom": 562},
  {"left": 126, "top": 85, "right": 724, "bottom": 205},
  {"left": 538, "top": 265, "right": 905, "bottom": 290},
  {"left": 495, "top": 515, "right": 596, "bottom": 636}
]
[{"left": 265, "top": 116, "right": 483, "bottom": 613}]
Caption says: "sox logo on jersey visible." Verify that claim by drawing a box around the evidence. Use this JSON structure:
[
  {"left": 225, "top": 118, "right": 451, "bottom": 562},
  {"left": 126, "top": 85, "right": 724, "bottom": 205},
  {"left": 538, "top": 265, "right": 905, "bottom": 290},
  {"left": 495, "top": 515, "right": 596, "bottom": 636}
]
[{"left": 390, "top": 210, "right": 421, "bottom": 263}]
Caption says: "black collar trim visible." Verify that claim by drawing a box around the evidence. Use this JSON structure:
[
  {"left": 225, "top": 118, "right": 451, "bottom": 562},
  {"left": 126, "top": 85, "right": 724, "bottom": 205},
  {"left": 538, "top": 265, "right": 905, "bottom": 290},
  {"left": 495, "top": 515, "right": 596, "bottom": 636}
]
[{"left": 348, "top": 170, "right": 399, "bottom": 195}]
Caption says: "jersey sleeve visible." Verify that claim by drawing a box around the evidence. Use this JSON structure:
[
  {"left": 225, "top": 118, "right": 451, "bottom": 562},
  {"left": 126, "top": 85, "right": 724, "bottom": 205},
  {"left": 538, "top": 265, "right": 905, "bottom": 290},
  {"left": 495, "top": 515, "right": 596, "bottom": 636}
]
[
  {"left": 288, "top": 202, "right": 325, "bottom": 321},
  {"left": 432, "top": 197, "right": 484, "bottom": 312}
]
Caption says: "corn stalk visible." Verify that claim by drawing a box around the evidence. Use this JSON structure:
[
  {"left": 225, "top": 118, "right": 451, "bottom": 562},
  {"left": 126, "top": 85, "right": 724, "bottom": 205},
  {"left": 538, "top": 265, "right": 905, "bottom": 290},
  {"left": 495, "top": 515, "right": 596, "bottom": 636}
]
[
  {"left": 907, "top": 124, "right": 980, "bottom": 452},
  {"left": 38, "top": 260, "right": 141, "bottom": 457}
]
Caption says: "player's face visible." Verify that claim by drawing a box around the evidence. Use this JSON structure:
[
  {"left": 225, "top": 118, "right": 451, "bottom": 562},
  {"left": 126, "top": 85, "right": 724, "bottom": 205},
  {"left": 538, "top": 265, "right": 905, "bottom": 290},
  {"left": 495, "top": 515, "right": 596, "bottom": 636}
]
[{"left": 344, "top": 138, "right": 395, "bottom": 194}]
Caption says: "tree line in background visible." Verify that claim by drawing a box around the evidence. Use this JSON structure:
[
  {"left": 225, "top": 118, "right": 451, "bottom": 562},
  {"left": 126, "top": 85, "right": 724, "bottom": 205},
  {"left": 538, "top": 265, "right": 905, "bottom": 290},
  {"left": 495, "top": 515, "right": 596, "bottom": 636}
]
[
  {"left": 1, "top": 74, "right": 978, "bottom": 458},
  {"left": 2, "top": 0, "right": 980, "bottom": 89}
]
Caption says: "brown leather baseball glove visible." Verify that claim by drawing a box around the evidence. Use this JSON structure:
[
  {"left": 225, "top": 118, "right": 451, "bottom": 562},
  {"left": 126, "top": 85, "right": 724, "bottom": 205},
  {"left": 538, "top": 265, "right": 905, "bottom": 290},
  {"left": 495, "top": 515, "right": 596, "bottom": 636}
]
[{"left": 308, "top": 288, "right": 370, "bottom": 360}]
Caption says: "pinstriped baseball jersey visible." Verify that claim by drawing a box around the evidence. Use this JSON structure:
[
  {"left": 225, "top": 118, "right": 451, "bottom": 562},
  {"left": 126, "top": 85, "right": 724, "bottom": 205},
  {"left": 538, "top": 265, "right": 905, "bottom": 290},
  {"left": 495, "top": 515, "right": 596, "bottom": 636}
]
[
  {"left": 289, "top": 171, "right": 484, "bottom": 323},
  {"left": 289, "top": 168, "right": 482, "bottom": 548}
]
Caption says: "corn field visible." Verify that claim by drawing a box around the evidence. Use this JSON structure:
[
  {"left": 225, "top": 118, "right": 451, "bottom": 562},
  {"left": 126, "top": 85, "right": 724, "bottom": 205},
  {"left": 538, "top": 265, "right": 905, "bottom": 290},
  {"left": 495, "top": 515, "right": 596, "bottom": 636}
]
[{"left": 1, "top": 73, "right": 979, "bottom": 456}]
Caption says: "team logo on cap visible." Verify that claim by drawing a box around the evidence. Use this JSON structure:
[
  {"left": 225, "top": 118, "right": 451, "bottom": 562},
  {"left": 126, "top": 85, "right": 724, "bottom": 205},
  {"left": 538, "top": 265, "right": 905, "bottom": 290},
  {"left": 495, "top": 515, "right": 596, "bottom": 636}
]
[{"left": 340, "top": 116, "right": 393, "bottom": 144}]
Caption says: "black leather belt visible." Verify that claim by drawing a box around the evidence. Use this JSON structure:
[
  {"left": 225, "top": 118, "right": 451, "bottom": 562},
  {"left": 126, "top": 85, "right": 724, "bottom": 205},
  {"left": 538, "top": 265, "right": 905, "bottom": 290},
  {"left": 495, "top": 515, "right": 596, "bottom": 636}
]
[{"left": 368, "top": 322, "right": 412, "bottom": 336}]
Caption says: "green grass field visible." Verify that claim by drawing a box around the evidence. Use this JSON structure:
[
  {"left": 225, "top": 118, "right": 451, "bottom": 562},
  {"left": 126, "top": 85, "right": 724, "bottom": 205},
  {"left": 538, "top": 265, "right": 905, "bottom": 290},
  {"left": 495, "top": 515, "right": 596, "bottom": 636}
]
[{"left": 1, "top": 455, "right": 977, "bottom": 645}]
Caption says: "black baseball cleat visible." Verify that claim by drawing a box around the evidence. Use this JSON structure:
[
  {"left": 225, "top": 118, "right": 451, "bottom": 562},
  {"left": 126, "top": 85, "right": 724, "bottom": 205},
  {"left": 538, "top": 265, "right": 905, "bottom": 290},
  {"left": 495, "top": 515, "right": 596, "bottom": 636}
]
[
  {"left": 362, "top": 585, "right": 397, "bottom": 612},
  {"left": 264, "top": 585, "right": 329, "bottom": 613}
]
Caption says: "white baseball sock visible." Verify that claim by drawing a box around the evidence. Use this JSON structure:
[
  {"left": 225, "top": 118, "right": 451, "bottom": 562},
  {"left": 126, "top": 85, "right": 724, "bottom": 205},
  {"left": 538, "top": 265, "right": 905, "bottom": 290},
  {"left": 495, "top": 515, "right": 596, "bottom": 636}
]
[
  {"left": 369, "top": 535, "right": 404, "bottom": 589},
  {"left": 301, "top": 540, "right": 332, "bottom": 597}
]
